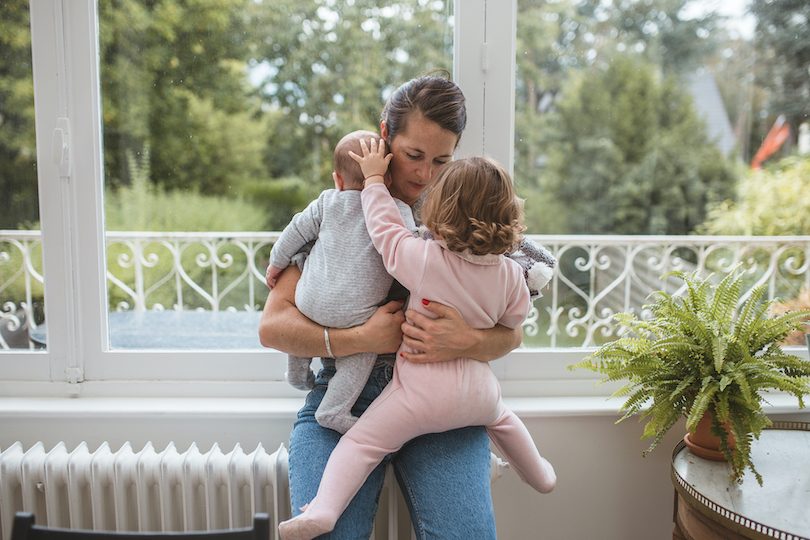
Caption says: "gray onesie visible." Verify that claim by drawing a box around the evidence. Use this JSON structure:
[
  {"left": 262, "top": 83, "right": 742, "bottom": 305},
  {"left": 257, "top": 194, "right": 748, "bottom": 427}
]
[{"left": 269, "top": 188, "right": 415, "bottom": 434}]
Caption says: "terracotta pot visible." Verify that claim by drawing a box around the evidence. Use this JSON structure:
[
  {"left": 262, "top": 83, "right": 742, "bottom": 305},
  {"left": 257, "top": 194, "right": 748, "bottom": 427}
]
[{"left": 683, "top": 411, "right": 736, "bottom": 461}]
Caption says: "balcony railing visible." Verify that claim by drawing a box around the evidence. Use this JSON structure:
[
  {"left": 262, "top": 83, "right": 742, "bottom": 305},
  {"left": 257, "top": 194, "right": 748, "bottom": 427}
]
[{"left": 2, "top": 231, "right": 810, "bottom": 350}]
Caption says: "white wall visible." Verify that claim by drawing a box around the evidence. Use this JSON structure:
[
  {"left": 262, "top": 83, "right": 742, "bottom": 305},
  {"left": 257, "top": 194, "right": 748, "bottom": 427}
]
[{"left": 3, "top": 398, "right": 806, "bottom": 539}]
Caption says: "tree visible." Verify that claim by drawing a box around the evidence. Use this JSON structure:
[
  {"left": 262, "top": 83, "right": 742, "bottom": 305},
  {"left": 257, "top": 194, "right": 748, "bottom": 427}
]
[
  {"left": 98, "top": 0, "right": 272, "bottom": 196},
  {"left": 750, "top": 0, "right": 810, "bottom": 147},
  {"left": 255, "top": 0, "right": 453, "bottom": 187},
  {"left": 514, "top": 0, "right": 726, "bottom": 234},
  {"left": 0, "top": 0, "right": 38, "bottom": 229},
  {"left": 700, "top": 155, "right": 810, "bottom": 236},
  {"left": 542, "top": 55, "right": 737, "bottom": 235}
]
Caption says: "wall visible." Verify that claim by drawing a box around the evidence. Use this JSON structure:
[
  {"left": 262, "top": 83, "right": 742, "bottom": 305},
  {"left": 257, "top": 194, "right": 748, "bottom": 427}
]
[{"left": 2, "top": 397, "right": 806, "bottom": 540}]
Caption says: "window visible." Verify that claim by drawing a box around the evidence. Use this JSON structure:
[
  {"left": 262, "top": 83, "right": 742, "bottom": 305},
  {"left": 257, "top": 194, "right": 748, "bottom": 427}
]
[
  {"left": 98, "top": 1, "right": 455, "bottom": 352},
  {"left": 0, "top": 2, "right": 44, "bottom": 354},
  {"left": 4, "top": 0, "right": 807, "bottom": 400},
  {"left": 512, "top": 0, "right": 810, "bottom": 354}
]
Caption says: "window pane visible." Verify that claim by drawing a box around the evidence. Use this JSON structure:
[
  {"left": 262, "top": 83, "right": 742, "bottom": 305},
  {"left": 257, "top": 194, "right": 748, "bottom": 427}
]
[
  {"left": 0, "top": 1, "right": 45, "bottom": 351},
  {"left": 99, "top": 0, "right": 454, "bottom": 349},
  {"left": 515, "top": 0, "right": 809, "bottom": 348}
]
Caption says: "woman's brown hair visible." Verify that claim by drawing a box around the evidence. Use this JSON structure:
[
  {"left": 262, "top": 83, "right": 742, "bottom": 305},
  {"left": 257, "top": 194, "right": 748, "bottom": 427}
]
[
  {"left": 421, "top": 157, "right": 525, "bottom": 256},
  {"left": 381, "top": 70, "right": 466, "bottom": 145}
]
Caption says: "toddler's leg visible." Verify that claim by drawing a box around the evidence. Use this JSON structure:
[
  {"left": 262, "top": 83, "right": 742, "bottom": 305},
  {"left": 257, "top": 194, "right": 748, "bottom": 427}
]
[
  {"left": 314, "top": 352, "right": 376, "bottom": 434},
  {"left": 279, "top": 379, "right": 418, "bottom": 540},
  {"left": 487, "top": 404, "right": 556, "bottom": 493},
  {"left": 285, "top": 355, "right": 315, "bottom": 391}
]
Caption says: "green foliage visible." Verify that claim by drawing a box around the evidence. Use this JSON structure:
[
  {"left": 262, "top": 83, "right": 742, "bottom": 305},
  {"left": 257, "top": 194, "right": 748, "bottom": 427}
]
[
  {"left": 699, "top": 155, "right": 810, "bottom": 236},
  {"left": 569, "top": 269, "right": 810, "bottom": 484},
  {"left": 242, "top": 176, "right": 321, "bottom": 233},
  {"left": 539, "top": 55, "right": 737, "bottom": 234},
  {"left": 513, "top": 0, "right": 725, "bottom": 232},
  {"left": 750, "top": 0, "right": 810, "bottom": 140},
  {"left": 105, "top": 147, "right": 267, "bottom": 232},
  {"left": 255, "top": 0, "right": 453, "bottom": 186},
  {"left": 98, "top": 0, "right": 271, "bottom": 196},
  {"left": 0, "top": 1, "right": 38, "bottom": 229}
]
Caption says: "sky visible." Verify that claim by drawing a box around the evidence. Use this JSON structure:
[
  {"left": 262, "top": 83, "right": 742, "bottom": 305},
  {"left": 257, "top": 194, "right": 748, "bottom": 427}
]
[{"left": 682, "top": 0, "right": 756, "bottom": 40}]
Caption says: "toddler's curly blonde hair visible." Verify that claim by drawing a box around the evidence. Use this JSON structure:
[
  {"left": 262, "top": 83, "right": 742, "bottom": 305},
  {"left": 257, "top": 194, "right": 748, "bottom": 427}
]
[{"left": 421, "top": 157, "right": 525, "bottom": 256}]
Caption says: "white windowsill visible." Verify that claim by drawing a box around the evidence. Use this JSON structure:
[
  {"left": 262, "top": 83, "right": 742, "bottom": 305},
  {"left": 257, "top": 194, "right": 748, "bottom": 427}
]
[{"left": 0, "top": 392, "right": 805, "bottom": 421}]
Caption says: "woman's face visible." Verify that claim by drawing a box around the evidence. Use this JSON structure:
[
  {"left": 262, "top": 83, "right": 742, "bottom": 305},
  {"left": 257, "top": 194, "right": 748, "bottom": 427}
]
[{"left": 382, "top": 113, "right": 459, "bottom": 205}]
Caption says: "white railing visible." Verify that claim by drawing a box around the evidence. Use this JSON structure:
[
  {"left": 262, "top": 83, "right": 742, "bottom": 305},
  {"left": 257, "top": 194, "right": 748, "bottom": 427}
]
[
  {"left": 533, "top": 235, "right": 810, "bottom": 347},
  {"left": 2, "top": 231, "right": 810, "bottom": 350}
]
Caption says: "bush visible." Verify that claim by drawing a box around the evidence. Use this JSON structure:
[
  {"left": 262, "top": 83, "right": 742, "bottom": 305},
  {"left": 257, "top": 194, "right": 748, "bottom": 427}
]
[{"left": 699, "top": 155, "right": 810, "bottom": 236}]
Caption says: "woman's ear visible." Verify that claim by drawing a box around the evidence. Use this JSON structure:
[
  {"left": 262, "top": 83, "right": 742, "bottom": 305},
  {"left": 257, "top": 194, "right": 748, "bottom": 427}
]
[{"left": 380, "top": 121, "right": 389, "bottom": 141}]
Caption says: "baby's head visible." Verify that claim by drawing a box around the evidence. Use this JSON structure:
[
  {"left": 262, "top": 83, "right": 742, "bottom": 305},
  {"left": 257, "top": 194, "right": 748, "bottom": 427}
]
[
  {"left": 334, "top": 130, "right": 381, "bottom": 191},
  {"left": 421, "top": 157, "right": 525, "bottom": 256}
]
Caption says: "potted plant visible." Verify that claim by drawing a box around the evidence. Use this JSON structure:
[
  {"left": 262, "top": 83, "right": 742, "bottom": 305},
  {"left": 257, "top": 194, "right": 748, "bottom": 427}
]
[{"left": 569, "top": 269, "right": 810, "bottom": 484}]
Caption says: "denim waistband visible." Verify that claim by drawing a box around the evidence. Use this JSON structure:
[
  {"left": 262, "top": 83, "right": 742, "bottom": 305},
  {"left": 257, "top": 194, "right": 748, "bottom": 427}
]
[{"left": 321, "top": 352, "right": 396, "bottom": 371}]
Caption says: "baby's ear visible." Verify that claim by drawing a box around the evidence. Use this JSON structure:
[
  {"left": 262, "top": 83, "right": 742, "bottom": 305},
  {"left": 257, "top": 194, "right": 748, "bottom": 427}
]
[{"left": 333, "top": 171, "right": 344, "bottom": 191}]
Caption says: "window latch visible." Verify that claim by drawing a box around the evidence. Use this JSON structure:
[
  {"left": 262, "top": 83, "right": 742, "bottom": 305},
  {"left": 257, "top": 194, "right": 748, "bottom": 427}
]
[{"left": 52, "top": 117, "right": 71, "bottom": 177}]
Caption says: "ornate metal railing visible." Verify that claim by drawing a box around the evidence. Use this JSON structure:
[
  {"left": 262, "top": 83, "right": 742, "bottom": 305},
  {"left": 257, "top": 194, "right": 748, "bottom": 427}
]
[{"left": 2, "top": 231, "right": 810, "bottom": 349}]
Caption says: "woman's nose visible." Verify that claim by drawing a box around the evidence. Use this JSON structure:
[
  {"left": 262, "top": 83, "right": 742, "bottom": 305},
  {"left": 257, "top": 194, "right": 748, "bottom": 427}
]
[{"left": 417, "top": 163, "right": 432, "bottom": 180}]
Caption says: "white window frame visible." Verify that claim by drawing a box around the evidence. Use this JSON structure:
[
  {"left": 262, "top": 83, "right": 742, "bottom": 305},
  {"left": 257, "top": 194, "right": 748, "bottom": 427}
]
[{"left": 2, "top": 0, "right": 602, "bottom": 402}]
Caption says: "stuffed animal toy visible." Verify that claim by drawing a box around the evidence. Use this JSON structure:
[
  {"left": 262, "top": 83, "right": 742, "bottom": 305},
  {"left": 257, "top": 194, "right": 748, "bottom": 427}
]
[{"left": 508, "top": 238, "right": 556, "bottom": 300}]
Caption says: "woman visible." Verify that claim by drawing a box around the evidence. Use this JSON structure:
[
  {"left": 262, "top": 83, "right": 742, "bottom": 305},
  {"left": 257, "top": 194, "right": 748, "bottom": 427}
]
[{"left": 259, "top": 73, "right": 522, "bottom": 539}]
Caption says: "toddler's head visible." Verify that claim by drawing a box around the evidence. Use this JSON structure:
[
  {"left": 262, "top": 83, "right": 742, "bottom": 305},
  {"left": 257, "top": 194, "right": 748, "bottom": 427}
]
[
  {"left": 334, "top": 130, "right": 381, "bottom": 190},
  {"left": 421, "top": 157, "right": 525, "bottom": 256}
]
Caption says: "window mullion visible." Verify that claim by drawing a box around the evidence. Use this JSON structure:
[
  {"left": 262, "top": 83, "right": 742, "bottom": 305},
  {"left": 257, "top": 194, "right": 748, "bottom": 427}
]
[
  {"left": 30, "top": 0, "right": 108, "bottom": 387},
  {"left": 455, "top": 0, "right": 516, "bottom": 171},
  {"left": 26, "top": 0, "right": 74, "bottom": 384}
]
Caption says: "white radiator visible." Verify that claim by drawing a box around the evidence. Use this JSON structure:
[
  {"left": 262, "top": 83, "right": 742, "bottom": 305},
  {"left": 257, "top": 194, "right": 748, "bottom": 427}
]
[
  {"left": 0, "top": 442, "right": 290, "bottom": 540},
  {"left": 0, "top": 442, "right": 508, "bottom": 540}
]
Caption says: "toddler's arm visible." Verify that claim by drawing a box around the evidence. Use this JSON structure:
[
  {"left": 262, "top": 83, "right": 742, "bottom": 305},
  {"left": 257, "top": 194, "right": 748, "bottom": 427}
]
[{"left": 349, "top": 137, "right": 391, "bottom": 188}]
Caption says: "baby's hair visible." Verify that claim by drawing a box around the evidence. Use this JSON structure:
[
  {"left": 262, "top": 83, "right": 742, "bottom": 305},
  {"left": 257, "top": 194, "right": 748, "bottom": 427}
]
[
  {"left": 421, "top": 157, "right": 525, "bottom": 256},
  {"left": 334, "top": 130, "right": 380, "bottom": 190}
]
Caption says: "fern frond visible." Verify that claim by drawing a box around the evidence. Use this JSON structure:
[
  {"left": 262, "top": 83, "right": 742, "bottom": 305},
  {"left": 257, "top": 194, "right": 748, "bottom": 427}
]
[{"left": 710, "top": 270, "right": 743, "bottom": 324}]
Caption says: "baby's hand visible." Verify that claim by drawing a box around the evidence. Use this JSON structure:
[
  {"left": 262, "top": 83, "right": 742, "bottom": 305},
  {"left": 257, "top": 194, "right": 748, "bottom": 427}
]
[
  {"left": 349, "top": 138, "right": 392, "bottom": 186},
  {"left": 266, "top": 264, "right": 283, "bottom": 289}
]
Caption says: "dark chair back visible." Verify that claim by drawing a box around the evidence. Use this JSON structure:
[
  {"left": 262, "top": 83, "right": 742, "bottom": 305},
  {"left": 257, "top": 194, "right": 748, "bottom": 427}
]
[{"left": 11, "top": 513, "right": 269, "bottom": 540}]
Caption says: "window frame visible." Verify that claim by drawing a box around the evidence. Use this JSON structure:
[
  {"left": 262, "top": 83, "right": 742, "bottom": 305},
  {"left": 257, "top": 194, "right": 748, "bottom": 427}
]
[{"left": 3, "top": 0, "right": 608, "bottom": 399}]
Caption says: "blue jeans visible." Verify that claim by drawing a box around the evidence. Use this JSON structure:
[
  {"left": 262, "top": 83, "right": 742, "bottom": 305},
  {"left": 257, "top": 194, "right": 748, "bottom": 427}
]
[{"left": 288, "top": 364, "right": 497, "bottom": 540}]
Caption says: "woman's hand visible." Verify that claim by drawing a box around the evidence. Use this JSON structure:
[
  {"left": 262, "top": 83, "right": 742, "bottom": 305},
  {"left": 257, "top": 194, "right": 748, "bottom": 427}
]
[
  {"left": 400, "top": 300, "right": 523, "bottom": 363},
  {"left": 357, "top": 300, "right": 407, "bottom": 354}
]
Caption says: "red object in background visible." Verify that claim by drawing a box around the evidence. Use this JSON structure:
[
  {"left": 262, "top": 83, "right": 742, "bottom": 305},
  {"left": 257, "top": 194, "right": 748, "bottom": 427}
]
[{"left": 751, "top": 114, "right": 790, "bottom": 170}]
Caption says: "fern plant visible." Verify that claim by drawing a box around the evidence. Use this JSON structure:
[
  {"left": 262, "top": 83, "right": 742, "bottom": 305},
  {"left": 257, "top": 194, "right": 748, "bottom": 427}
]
[{"left": 569, "top": 269, "right": 810, "bottom": 484}]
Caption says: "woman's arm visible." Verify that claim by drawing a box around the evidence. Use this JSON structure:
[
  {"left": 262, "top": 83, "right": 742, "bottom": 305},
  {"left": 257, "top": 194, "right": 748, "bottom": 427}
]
[
  {"left": 400, "top": 300, "right": 523, "bottom": 364},
  {"left": 259, "top": 265, "right": 406, "bottom": 357}
]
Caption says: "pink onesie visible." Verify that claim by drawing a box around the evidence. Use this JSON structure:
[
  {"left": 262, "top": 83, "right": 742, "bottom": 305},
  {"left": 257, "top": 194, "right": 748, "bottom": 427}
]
[{"left": 281, "top": 183, "right": 556, "bottom": 537}]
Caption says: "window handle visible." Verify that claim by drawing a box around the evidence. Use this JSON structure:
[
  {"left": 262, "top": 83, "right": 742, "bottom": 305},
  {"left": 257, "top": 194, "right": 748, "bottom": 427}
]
[{"left": 52, "top": 117, "right": 71, "bottom": 176}]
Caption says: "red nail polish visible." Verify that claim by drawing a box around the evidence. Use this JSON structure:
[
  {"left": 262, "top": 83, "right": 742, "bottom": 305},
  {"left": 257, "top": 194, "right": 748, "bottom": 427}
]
[{"left": 422, "top": 299, "right": 429, "bottom": 305}]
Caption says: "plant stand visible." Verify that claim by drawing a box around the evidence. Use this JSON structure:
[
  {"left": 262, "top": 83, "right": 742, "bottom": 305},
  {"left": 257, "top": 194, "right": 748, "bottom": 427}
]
[{"left": 671, "top": 421, "right": 810, "bottom": 540}]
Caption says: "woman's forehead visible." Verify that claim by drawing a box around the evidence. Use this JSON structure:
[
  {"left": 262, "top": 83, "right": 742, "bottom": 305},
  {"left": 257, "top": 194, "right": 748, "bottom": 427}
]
[{"left": 394, "top": 114, "right": 458, "bottom": 155}]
